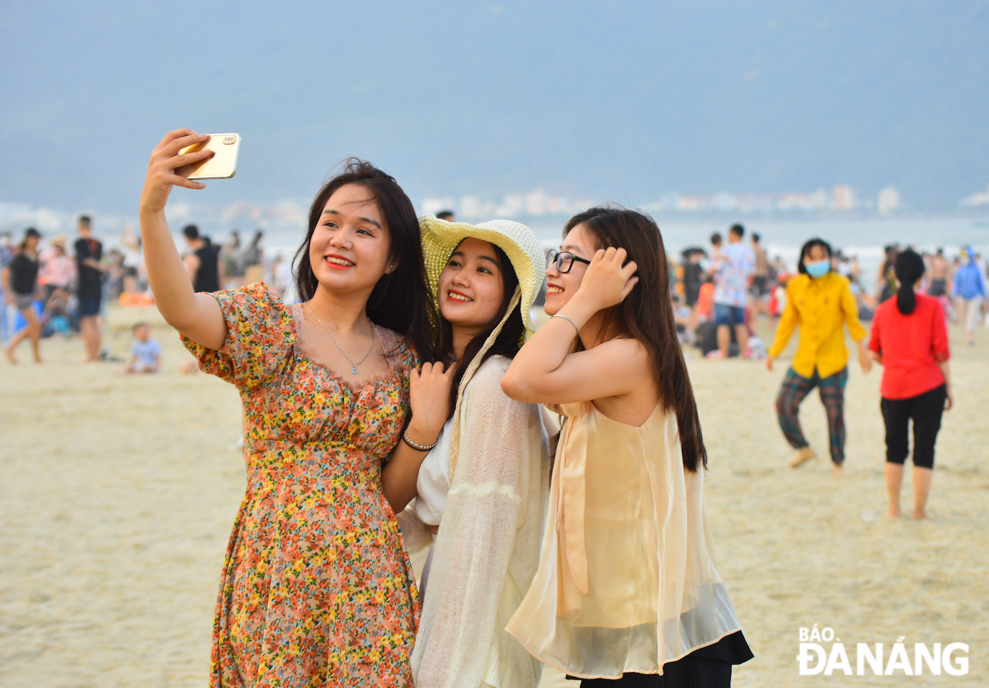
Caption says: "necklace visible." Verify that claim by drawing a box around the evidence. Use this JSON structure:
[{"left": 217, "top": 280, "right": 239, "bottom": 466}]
[{"left": 303, "top": 302, "right": 376, "bottom": 375}]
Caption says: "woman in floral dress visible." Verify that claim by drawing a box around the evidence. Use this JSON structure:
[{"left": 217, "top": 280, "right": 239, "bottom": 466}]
[{"left": 139, "top": 130, "right": 438, "bottom": 686}]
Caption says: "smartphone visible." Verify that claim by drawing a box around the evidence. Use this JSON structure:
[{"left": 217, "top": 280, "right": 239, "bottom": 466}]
[{"left": 177, "top": 133, "right": 241, "bottom": 180}]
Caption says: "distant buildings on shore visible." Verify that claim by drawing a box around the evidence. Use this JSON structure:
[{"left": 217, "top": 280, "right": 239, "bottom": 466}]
[
  {"left": 8, "top": 182, "right": 989, "bottom": 239},
  {"left": 424, "top": 184, "right": 910, "bottom": 219}
]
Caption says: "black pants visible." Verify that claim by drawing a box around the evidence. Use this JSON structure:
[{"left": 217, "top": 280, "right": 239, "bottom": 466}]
[
  {"left": 575, "top": 631, "right": 751, "bottom": 687},
  {"left": 880, "top": 384, "right": 947, "bottom": 469},
  {"left": 579, "top": 662, "right": 731, "bottom": 688}
]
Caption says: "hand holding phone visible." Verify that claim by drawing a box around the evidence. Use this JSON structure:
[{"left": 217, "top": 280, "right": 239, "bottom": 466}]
[{"left": 176, "top": 133, "right": 241, "bottom": 180}]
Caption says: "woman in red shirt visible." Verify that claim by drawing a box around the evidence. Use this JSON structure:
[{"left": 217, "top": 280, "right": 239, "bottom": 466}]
[{"left": 869, "top": 249, "right": 952, "bottom": 520}]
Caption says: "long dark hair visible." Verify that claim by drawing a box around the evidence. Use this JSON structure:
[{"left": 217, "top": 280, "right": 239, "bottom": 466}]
[
  {"left": 797, "top": 238, "right": 833, "bottom": 274},
  {"left": 564, "top": 207, "right": 707, "bottom": 472},
  {"left": 435, "top": 241, "right": 524, "bottom": 417},
  {"left": 293, "top": 159, "right": 437, "bottom": 362},
  {"left": 894, "top": 249, "right": 925, "bottom": 315}
]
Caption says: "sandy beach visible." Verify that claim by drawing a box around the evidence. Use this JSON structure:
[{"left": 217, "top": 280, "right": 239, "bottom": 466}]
[{"left": 1, "top": 304, "right": 987, "bottom": 687}]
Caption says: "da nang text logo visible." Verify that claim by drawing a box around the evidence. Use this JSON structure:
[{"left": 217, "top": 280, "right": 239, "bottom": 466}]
[{"left": 797, "top": 625, "right": 969, "bottom": 677}]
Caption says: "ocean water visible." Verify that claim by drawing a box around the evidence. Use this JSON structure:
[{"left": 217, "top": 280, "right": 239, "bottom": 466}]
[{"left": 259, "top": 215, "right": 989, "bottom": 290}]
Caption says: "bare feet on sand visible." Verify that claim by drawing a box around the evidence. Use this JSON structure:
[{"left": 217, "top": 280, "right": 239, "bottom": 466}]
[
  {"left": 789, "top": 446, "right": 816, "bottom": 468},
  {"left": 832, "top": 463, "right": 844, "bottom": 476},
  {"left": 4, "top": 347, "right": 15, "bottom": 364}
]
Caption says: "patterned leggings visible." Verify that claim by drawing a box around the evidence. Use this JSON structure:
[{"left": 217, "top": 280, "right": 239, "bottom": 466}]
[{"left": 775, "top": 367, "right": 849, "bottom": 465}]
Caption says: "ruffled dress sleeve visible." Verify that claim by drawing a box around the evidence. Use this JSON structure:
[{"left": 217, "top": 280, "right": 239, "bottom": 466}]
[{"left": 180, "top": 283, "right": 295, "bottom": 390}]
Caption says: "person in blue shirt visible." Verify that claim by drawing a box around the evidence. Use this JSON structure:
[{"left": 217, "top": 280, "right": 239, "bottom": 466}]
[
  {"left": 952, "top": 246, "right": 987, "bottom": 345},
  {"left": 124, "top": 322, "right": 161, "bottom": 373}
]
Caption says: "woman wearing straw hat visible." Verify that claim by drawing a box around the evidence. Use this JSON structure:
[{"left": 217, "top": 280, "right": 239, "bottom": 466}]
[
  {"left": 501, "top": 208, "right": 752, "bottom": 686},
  {"left": 384, "top": 215, "right": 551, "bottom": 688}
]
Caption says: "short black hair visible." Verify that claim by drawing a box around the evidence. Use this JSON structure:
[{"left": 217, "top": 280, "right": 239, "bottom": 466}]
[
  {"left": 752, "top": 232, "right": 761, "bottom": 243},
  {"left": 729, "top": 223, "right": 744, "bottom": 238},
  {"left": 436, "top": 210, "right": 455, "bottom": 221},
  {"left": 78, "top": 215, "right": 91, "bottom": 227},
  {"left": 25, "top": 227, "right": 41, "bottom": 239},
  {"left": 182, "top": 224, "right": 200, "bottom": 240},
  {"left": 710, "top": 232, "right": 722, "bottom": 245}
]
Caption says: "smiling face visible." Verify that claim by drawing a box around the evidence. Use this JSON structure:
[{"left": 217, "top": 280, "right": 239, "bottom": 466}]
[
  {"left": 543, "top": 223, "right": 597, "bottom": 315},
  {"left": 308, "top": 183, "right": 394, "bottom": 297},
  {"left": 438, "top": 238, "right": 506, "bottom": 336}
]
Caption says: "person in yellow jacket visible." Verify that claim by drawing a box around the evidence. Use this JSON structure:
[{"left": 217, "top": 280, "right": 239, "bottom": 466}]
[{"left": 765, "top": 238, "right": 872, "bottom": 474}]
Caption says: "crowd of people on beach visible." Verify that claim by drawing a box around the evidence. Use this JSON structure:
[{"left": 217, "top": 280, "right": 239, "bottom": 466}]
[
  {"left": 0, "top": 216, "right": 282, "bottom": 366},
  {"left": 1, "top": 216, "right": 108, "bottom": 363},
  {"left": 664, "top": 227, "right": 964, "bottom": 515},
  {"left": 669, "top": 229, "right": 988, "bottom": 359},
  {"left": 2, "top": 128, "right": 981, "bottom": 687}
]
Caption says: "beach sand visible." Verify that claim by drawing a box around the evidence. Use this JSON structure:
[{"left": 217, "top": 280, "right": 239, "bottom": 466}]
[{"left": 1, "top": 306, "right": 987, "bottom": 687}]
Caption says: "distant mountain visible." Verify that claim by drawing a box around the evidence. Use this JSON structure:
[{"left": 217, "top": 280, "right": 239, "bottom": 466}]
[{"left": 0, "top": 0, "right": 986, "bottom": 215}]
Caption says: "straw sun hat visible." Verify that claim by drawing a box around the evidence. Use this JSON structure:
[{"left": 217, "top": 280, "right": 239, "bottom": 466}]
[
  {"left": 419, "top": 214, "right": 546, "bottom": 339},
  {"left": 418, "top": 214, "right": 546, "bottom": 476}
]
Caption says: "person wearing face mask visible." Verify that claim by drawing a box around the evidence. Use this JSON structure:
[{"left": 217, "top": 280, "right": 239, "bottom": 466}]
[
  {"left": 766, "top": 238, "right": 872, "bottom": 475},
  {"left": 385, "top": 215, "right": 551, "bottom": 688},
  {"left": 139, "top": 130, "right": 440, "bottom": 686}
]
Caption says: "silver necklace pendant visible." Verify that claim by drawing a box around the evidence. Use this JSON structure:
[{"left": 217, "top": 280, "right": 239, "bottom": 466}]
[{"left": 303, "top": 302, "right": 376, "bottom": 376}]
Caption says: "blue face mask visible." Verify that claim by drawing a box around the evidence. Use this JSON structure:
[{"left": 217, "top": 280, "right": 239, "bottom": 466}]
[{"left": 804, "top": 260, "right": 830, "bottom": 278}]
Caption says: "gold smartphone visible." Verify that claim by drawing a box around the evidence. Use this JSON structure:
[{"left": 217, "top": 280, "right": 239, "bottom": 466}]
[{"left": 177, "top": 133, "right": 241, "bottom": 180}]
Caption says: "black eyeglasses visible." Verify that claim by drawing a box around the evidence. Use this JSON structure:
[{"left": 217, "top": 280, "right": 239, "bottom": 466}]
[{"left": 547, "top": 249, "right": 592, "bottom": 274}]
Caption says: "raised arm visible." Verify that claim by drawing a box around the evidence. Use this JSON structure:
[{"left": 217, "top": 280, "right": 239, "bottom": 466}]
[
  {"left": 139, "top": 129, "right": 226, "bottom": 349},
  {"left": 381, "top": 361, "right": 455, "bottom": 514},
  {"left": 500, "top": 247, "right": 645, "bottom": 405}
]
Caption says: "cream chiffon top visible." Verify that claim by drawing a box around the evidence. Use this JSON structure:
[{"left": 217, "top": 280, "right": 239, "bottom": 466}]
[
  {"left": 505, "top": 401, "right": 742, "bottom": 679},
  {"left": 398, "top": 357, "right": 551, "bottom": 688}
]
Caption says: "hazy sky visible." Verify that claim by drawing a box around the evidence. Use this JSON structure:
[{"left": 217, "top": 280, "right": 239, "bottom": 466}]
[{"left": 2, "top": 0, "right": 987, "bottom": 213}]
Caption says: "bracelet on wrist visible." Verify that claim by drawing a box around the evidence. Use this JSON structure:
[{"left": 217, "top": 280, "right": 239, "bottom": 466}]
[
  {"left": 551, "top": 313, "right": 580, "bottom": 333},
  {"left": 402, "top": 427, "right": 438, "bottom": 452}
]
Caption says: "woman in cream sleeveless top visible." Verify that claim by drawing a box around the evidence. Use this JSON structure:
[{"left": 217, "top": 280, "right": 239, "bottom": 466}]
[{"left": 501, "top": 208, "right": 752, "bottom": 686}]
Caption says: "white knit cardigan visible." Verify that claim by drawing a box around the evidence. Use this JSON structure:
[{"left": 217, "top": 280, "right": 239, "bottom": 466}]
[{"left": 398, "top": 356, "right": 551, "bottom": 688}]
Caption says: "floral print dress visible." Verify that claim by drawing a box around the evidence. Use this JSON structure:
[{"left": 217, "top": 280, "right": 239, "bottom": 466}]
[{"left": 182, "top": 283, "right": 420, "bottom": 687}]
